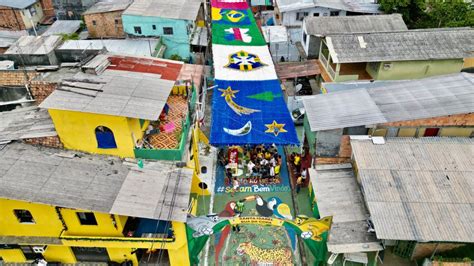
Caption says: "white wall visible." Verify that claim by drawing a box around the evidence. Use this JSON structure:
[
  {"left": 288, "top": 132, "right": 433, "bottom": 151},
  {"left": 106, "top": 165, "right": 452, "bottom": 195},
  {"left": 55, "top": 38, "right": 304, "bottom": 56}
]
[{"left": 281, "top": 7, "right": 346, "bottom": 27}]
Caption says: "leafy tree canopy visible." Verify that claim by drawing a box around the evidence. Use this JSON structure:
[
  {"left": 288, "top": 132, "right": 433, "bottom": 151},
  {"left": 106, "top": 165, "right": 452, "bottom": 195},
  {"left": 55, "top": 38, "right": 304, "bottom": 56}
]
[{"left": 379, "top": 0, "right": 473, "bottom": 28}]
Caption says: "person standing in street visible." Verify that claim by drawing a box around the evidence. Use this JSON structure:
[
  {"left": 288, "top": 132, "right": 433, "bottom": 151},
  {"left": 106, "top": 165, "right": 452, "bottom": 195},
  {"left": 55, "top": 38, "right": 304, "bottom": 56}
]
[{"left": 231, "top": 177, "right": 239, "bottom": 197}]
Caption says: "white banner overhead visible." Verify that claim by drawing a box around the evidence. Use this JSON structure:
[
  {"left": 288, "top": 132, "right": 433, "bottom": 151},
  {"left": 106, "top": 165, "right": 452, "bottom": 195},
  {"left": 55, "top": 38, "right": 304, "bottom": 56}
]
[{"left": 212, "top": 44, "right": 278, "bottom": 81}]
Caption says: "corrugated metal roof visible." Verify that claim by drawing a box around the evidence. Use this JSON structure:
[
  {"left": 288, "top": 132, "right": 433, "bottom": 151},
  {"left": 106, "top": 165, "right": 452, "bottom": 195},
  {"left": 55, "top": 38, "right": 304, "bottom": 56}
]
[
  {"left": 276, "top": 0, "right": 380, "bottom": 13},
  {"left": 83, "top": 0, "right": 131, "bottom": 15},
  {"left": 42, "top": 20, "right": 82, "bottom": 36},
  {"left": 315, "top": 0, "right": 381, "bottom": 14},
  {"left": 39, "top": 69, "right": 175, "bottom": 120},
  {"left": 310, "top": 164, "right": 383, "bottom": 253},
  {"left": 304, "top": 14, "right": 407, "bottom": 36},
  {"left": 351, "top": 137, "right": 474, "bottom": 242},
  {"left": 0, "top": 30, "right": 28, "bottom": 48},
  {"left": 58, "top": 39, "right": 160, "bottom": 57},
  {"left": 0, "top": 0, "right": 36, "bottom": 9},
  {"left": 123, "top": 0, "right": 201, "bottom": 20},
  {"left": 0, "top": 142, "right": 193, "bottom": 222},
  {"left": 0, "top": 106, "right": 57, "bottom": 142},
  {"left": 326, "top": 28, "right": 474, "bottom": 63},
  {"left": 304, "top": 73, "right": 474, "bottom": 131},
  {"left": 5, "top": 36, "right": 62, "bottom": 55}
]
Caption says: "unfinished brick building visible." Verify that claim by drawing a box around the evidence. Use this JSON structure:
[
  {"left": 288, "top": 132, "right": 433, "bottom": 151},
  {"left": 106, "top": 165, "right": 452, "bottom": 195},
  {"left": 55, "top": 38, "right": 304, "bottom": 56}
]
[{"left": 83, "top": 0, "right": 131, "bottom": 38}]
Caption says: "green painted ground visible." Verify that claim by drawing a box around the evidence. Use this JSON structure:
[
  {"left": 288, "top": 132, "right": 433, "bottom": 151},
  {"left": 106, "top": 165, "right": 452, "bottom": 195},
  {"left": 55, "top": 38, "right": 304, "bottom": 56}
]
[{"left": 208, "top": 190, "right": 301, "bottom": 265}]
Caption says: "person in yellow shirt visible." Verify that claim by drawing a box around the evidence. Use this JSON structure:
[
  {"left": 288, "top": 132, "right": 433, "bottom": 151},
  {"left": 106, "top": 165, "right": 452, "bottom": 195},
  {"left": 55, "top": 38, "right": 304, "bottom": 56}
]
[
  {"left": 296, "top": 175, "right": 303, "bottom": 194},
  {"left": 294, "top": 153, "right": 301, "bottom": 173}
]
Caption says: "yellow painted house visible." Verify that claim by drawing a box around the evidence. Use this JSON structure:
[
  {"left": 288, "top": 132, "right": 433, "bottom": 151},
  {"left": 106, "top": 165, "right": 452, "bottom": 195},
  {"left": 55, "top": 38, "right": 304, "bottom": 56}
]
[
  {"left": 0, "top": 142, "right": 195, "bottom": 265},
  {"left": 39, "top": 68, "right": 176, "bottom": 159}
]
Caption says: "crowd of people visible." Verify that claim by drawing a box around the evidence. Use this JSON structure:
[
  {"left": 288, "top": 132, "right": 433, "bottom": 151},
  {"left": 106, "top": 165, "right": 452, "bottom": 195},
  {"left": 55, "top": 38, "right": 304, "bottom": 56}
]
[{"left": 219, "top": 145, "right": 310, "bottom": 196}]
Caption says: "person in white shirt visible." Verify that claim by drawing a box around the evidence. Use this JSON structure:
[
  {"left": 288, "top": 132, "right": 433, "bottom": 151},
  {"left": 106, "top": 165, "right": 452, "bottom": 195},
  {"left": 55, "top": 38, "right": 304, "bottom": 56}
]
[{"left": 247, "top": 160, "right": 255, "bottom": 177}]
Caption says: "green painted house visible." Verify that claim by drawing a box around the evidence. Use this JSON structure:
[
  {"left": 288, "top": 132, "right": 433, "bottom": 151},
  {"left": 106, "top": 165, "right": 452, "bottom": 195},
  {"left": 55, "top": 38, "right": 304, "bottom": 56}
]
[
  {"left": 122, "top": 0, "right": 203, "bottom": 60},
  {"left": 318, "top": 27, "right": 474, "bottom": 82}
]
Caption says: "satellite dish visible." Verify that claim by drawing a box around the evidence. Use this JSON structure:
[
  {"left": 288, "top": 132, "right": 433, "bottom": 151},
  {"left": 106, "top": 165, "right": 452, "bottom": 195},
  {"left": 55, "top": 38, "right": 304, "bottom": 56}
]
[{"left": 295, "top": 84, "right": 303, "bottom": 93}]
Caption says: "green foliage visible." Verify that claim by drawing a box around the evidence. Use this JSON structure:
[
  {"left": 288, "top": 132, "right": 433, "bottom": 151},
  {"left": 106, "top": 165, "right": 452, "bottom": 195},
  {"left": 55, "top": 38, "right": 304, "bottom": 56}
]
[
  {"left": 60, "top": 33, "right": 79, "bottom": 41},
  {"left": 416, "top": 1, "right": 474, "bottom": 28},
  {"left": 379, "top": 0, "right": 473, "bottom": 29},
  {"left": 170, "top": 54, "right": 183, "bottom": 61}
]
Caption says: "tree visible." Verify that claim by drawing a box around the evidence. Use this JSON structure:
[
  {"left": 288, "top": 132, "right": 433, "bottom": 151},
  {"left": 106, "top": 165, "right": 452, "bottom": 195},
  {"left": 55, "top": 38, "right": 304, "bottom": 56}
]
[
  {"left": 416, "top": 1, "right": 474, "bottom": 28},
  {"left": 379, "top": 0, "right": 473, "bottom": 29},
  {"left": 379, "top": 0, "right": 426, "bottom": 28}
]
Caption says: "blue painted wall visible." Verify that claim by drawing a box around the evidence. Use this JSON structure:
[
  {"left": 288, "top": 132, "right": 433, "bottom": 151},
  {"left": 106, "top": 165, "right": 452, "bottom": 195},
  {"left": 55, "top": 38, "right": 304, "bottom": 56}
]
[{"left": 122, "top": 15, "right": 192, "bottom": 59}]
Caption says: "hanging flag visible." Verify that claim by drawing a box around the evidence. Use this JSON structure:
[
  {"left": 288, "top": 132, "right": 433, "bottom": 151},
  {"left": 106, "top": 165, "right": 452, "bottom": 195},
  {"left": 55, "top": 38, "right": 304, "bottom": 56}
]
[
  {"left": 211, "top": 0, "right": 249, "bottom": 9},
  {"left": 212, "top": 8, "right": 252, "bottom": 25},
  {"left": 212, "top": 24, "right": 267, "bottom": 46}
]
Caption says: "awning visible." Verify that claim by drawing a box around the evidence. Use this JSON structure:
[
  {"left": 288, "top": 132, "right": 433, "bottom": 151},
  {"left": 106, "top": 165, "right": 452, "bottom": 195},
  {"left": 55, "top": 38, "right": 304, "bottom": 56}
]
[
  {"left": 275, "top": 59, "right": 321, "bottom": 80},
  {"left": 210, "top": 79, "right": 299, "bottom": 146}
]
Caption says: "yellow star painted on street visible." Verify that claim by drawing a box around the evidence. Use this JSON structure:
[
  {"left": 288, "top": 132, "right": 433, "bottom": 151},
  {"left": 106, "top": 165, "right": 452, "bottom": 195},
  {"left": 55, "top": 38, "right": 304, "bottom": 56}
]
[
  {"left": 265, "top": 120, "right": 287, "bottom": 136},
  {"left": 218, "top": 86, "right": 239, "bottom": 98}
]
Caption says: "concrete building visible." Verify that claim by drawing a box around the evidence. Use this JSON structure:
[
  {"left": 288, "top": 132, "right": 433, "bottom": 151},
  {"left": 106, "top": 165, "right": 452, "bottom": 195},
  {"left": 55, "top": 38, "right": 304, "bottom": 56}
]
[
  {"left": 274, "top": 0, "right": 380, "bottom": 28},
  {"left": 0, "top": 30, "right": 28, "bottom": 54},
  {"left": 302, "top": 73, "right": 474, "bottom": 164},
  {"left": 0, "top": 141, "right": 194, "bottom": 265},
  {"left": 0, "top": 0, "right": 44, "bottom": 31},
  {"left": 302, "top": 14, "right": 408, "bottom": 59},
  {"left": 38, "top": 55, "right": 199, "bottom": 161},
  {"left": 350, "top": 137, "right": 474, "bottom": 260},
  {"left": 0, "top": 35, "right": 63, "bottom": 65},
  {"left": 308, "top": 138, "right": 474, "bottom": 264},
  {"left": 122, "top": 0, "right": 203, "bottom": 59},
  {"left": 83, "top": 0, "right": 132, "bottom": 39},
  {"left": 262, "top": 25, "right": 300, "bottom": 62},
  {"left": 56, "top": 39, "right": 163, "bottom": 61},
  {"left": 317, "top": 27, "right": 474, "bottom": 82}
]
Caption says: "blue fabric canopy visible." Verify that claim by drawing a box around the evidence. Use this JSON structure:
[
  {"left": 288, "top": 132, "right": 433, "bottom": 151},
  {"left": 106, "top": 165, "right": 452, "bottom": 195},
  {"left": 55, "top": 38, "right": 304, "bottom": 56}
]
[{"left": 210, "top": 79, "right": 299, "bottom": 146}]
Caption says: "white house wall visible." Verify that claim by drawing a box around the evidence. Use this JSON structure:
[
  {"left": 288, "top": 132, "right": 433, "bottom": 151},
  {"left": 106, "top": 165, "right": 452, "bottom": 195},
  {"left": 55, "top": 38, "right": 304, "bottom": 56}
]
[{"left": 281, "top": 7, "right": 346, "bottom": 27}]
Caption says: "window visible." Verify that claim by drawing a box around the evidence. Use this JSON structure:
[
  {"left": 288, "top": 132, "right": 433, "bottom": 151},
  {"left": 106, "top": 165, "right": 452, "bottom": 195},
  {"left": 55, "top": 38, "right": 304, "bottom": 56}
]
[
  {"left": 423, "top": 128, "right": 439, "bottom": 137},
  {"left": 152, "top": 24, "right": 156, "bottom": 30},
  {"left": 77, "top": 212, "right": 98, "bottom": 225},
  {"left": 303, "top": 31, "right": 307, "bottom": 45},
  {"left": 114, "top": 19, "right": 119, "bottom": 25},
  {"left": 14, "top": 210, "right": 35, "bottom": 224},
  {"left": 95, "top": 126, "right": 117, "bottom": 149},
  {"left": 134, "top": 26, "right": 142, "bottom": 34},
  {"left": 330, "top": 11, "right": 339, "bottom": 16},
  {"left": 92, "top": 20, "right": 96, "bottom": 26},
  {"left": 296, "top": 12, "right": 308, "bottom": 21},
  {"left": 163, "top": 27, "right": 173, "bottom": 35},
  {"left": 313, "top": 13, "right": 319, "bottom": 16},
  {"left": 29, "top": 6, "right": 37, "bottom": 16}
]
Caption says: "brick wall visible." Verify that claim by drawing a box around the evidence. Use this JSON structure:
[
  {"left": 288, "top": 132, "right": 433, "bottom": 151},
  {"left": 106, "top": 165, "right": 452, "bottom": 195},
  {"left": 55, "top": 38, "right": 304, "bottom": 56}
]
[
  {"left": 382, "top": 113, "right": 474, "bottom": 127},
  {"left": 30, "top": 81, "right": 58, "bottom": 104},
  {"left": 84, "top": 11, "right": 125, "bottom": 38},
  {"left": 0, "top": 7, "right": 26, "bottom": 30},
  {"left": 0, "top": 70, "right": 58, "bottom": 104},
  {"left": 23, "top": 136, "right": 63, "bottom": 149},
  {"left": 0, "top": 70, "right": 38, "bottom": 85},
  {"left": 39, "top": 0, "right": 55, "bottom": 17}
]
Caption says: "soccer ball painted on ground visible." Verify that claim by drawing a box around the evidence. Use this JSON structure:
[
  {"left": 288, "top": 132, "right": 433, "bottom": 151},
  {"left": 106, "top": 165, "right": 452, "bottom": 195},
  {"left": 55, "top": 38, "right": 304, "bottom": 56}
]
[{"left": 300, "top": 231, "right": 313, "bottom": 239}]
